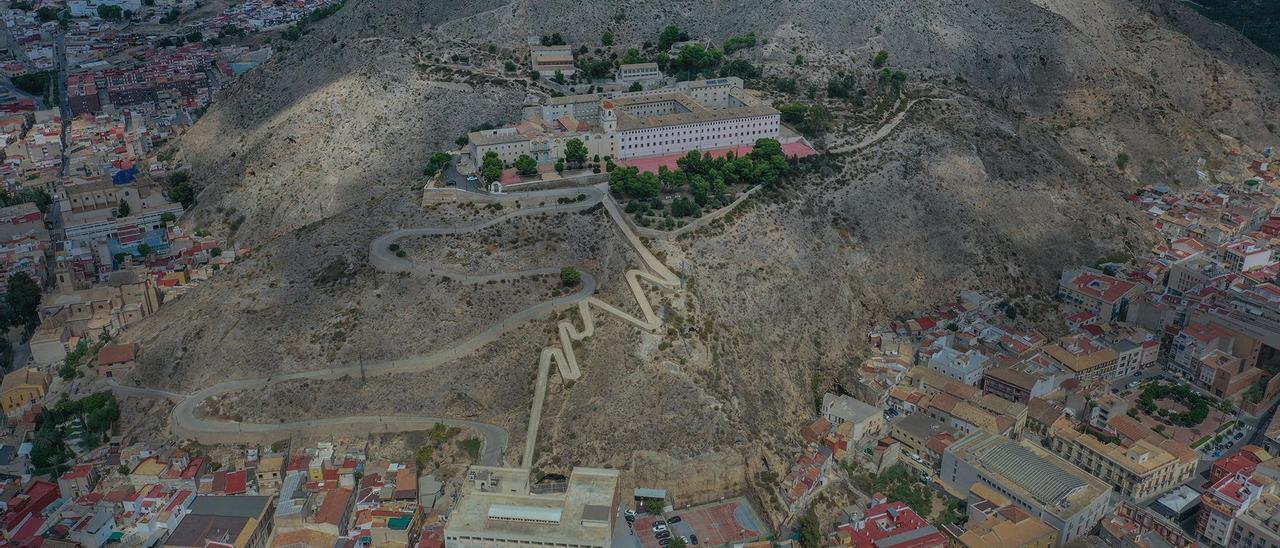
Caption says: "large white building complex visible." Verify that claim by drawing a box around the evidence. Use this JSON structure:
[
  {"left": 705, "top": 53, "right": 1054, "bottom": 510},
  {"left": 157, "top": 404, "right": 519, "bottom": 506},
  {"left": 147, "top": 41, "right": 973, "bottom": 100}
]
[
  {"left": 443, "top": 466, "right": 621, "bottom": 547},
  {"left": 467, "top": 77, "right": 780, "bottom": 170}
]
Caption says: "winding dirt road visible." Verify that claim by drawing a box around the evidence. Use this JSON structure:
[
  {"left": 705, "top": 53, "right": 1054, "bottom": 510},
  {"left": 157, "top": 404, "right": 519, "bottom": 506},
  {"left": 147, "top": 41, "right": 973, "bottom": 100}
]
[{"left": 110, "top": 184, "right": 678, "bottom": 468}]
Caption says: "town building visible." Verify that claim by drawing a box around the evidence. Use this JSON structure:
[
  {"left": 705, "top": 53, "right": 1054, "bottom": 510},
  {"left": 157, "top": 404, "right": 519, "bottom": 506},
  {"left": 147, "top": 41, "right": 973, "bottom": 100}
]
[
  {"left": 529, "top": 45, "right": 575, "bottom": 77},
  {"left": 890, "top": 412, "right": 958, "bottom": 465},
  {"left": 820, "top": 393, "right": 884, "bottom": 442},
  {"left": 1047, "top": 415, "right": 1196, "bottom": 502},
  {"left": 1197, "top": 471, "right": 1265, "bottom": 547},
  {"left": 831, "top": 501, "right": 947, "bottom": 548},
  {"left": 0, "top": 202, "right": 51, "bottom": 292},
  {"left": 615, "top": 63, "right": 661, "bottom": 84},
  {"left": 95, "top": 342, "right": 138, "bottom": 379},
  {"left": 0, "top": 367, "right": 49, "bottom": 418},
  {"left": 444, "top": 466, "right": 620, "bottom": 547},
  {"left": 942, "top": 490, "right": 1057, "bottom": 548},
  {"left": 163, "top": 495, "right": 274, "bottom": 548},
  {"left": 941, "top": 431, "right": 1113, "bottom": 545},
  {"left": 1042, "top": 334, "right": 1120, "bottom": 382},
  {"left": 1058, "top": 269, "right": 1140, "bottom": 322}
]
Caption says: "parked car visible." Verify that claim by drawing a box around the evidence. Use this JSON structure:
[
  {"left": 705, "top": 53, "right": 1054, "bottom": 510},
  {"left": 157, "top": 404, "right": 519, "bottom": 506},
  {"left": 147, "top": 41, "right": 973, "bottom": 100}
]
[
  {"left": 689, "top": 534, "right": 700, "bottom": 545},
  {"left": 654, "top": 523, "right": 668, "bottom": 533},
  {"left": 656, "top": 531, "right": 671, "bottom": 540},
  {"left": 669, "top": 516, "right": 682, "bottom": 524},
  {"left": 658, "top": 539, "right": 671, "bottom": 546},
  {"left": 445, "top": 180, "right": 456, "bottom": 186},
  {"left": 466, "top": 175, "right": 478, "bottom": 182}
]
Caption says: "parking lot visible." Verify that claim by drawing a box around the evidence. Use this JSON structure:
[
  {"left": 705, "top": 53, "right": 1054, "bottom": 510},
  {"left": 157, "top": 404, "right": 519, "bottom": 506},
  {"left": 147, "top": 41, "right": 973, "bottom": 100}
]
[{"left": 624, "top": 498, "right": 765, "bottom": 547}]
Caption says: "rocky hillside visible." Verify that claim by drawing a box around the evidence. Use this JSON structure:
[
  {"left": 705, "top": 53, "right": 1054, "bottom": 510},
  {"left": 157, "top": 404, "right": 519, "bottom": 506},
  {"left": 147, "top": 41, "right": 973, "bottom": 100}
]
[{"left": 130, "top": 0, "right": 1280, "bottom": 511}]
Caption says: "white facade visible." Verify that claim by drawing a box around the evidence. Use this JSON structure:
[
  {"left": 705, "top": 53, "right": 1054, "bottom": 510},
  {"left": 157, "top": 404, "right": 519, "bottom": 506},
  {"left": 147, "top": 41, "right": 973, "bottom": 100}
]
[
  {"left": 615, "top": 115, "right": 777, "bottom": 159},
  {"left": 616, "top": 63, "right": 661, "bottom": 83}
]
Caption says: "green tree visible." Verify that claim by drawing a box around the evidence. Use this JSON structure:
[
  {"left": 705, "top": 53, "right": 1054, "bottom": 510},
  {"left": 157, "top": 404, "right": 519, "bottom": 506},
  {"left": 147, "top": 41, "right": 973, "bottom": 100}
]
[
  {"left": 601, "top": 31, "right": 614, "bottom": 46},
  {"left": 167, "top": 171, "right": 196, "bottom": 208},
  {"left": 797, "top": 510, "right": 822, "bottom": 547},
  {"left": 6, "top": 272, "right": 41, "bottom": 335},
  {"left": 480, "top": 151, "right": 503, "bottom": 184},
  {"left": 137, "top": 243, "right": 153, "bottom": 257},
  {"left": 1116, "top": 152, "right": 1130, "bottom": 170},
  {"left": 554, "top": 160, "right": 565, "bottom": 172},
  {"left": 564, "top": 138, "right": 588, "bottom": 168},
  {"left": 115, "top": 200, "right": 131, "bottom": 218},
  {"left": 514, "top": 154, "right": 538, "bottom": 176},
  {"left": 657, "top": 25, "right": 689, "bottom": 51},
  {"left": 873, "top": 50, "right": 889, "bottom": 68},
  {"left": 643, "top": 498, "right": 664, "bottom": 515},
  {"left": 97, "top": 4, "right": 123, "bottom": 19},
  {"left": 160, "top": 211, "right": 177, "bottom": 224},
  {"left": 628, "top": 81, "right": 643, "bottom": 92},
  {"left": 560, "top": 266, "right": 582, "bottom": 287},
  {"left": 723, "top": 33, "right": 757, "bottom": 54},
  {"left": 423, "top": 151, "right": 452, "bottom": 177}
]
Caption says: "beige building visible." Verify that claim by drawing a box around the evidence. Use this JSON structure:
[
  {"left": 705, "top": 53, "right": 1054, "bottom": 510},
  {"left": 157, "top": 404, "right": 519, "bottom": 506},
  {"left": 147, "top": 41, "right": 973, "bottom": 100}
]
[
  {"left": 33, "top": 270, "right": 161, "bottom": 364},
  {"left": 0, "top": 367, "right": 49, "bottom": 418},
  {"left": 444, "top": 466, "right": 619, "bottom": 547},
  {"left": 529, "top": 45, "right": 575, "bottom": 77},
  {"left": 1042, "top": 334, "right": 1120, "bottom": 382},
  {"left": 946, "top": 485, "right": 1058, "bottom": 548},
  {"left": 820, "top": 393, "right": 883, "bottom": 442},
  {"left": 1048, "top": 415, "right": 1196, "bottom": 502},
  {"left": 942, "top": 431, "right": 1113, "bottom": 545},
  {"left": 468, "top": 77, "right": 779, "bottom": 172},
  {"left": 1057, "top": 269, "right": 1140, "bottom": 323}
]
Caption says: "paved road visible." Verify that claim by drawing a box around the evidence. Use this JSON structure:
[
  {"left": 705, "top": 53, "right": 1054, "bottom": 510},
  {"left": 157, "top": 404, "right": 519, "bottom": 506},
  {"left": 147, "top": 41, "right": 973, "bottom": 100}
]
[{"left": 116, "top": 182, "right": 679, "bottom": 469}]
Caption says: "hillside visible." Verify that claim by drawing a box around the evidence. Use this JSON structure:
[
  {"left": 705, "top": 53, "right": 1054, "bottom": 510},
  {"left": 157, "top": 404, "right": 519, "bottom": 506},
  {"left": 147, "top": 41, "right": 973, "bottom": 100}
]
[{"left": 128, "top": 0, "right": 1280, "bottom": 510}]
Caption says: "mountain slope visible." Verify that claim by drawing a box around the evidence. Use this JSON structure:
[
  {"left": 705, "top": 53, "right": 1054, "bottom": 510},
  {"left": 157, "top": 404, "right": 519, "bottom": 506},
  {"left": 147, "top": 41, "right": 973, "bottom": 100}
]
[{"left": 133, "top": 0, "right": 1280, "bottom": 505}]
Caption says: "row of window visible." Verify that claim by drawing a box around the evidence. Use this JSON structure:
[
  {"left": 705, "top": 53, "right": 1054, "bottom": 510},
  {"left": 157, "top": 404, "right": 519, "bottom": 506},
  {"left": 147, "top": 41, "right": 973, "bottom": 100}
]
[{"left": 620, "top": 129, "right": 774, "bottom": 151}]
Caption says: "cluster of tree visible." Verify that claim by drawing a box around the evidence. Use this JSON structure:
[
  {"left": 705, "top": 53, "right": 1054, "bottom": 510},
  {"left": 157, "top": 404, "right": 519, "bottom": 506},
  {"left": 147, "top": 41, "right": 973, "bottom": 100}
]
[
  {"left": 1138, "top": 383, "right": 1211, "bottom": 427},
  {"left": 155, "top": 31, "right": 204, "bottom": 48},
  {"left": 10, "top": 70, "right": 52, "bottom": 96},
  {"left": 423, "top": 152, "right": 452, "bottom": 177},
  {"left": 576, "top": 56, "right": 615, "bottom": 80},
  {"left": 668, "top": 44, "right": 723, "bottom": 80},
  {"left": 540, "top": 33, "right": 566, "bottom": 46},
  {"left": 0, "top": 187, "right": 52, "bottom": 214},
  {"left": 826, "top": 70, "right": 861, "bottom": 99},
  {"left": 777, "top": 102, "right": 832, "bottom": 137},
  {"left": 611, "top": 138, "right": 791, "bottom": 209},
  {"left": 480, "top": 151, "right": 503, "bottom": 184},
  {"left": 657, "top": 25, "right": 690, "bottom": 51},
  {"left": 97, "top": 4, "right": 125, "bottom": 20},
  {"left": 600, "top": 31, "right": 614, "bottom": 46},
  {"left": 867, "top": 464, "right": 934, "bottom": 516},
  {"left": 722, "top": 33, "right": 758, "bottom": 54},
  {"left": 32, "top": 392, "right": 120, "bottom": 475},
  {"left": 167, "top": 171, "right": 197, "bottom": 208},
  {"left": 6, "top": 272, "right": 41, "bottom": 335},
  {"left": 878, "top": 67, "right": 909, "bottom": 95},
  {"left": 719, "top": 59, "right": 760, "bottom": 80},
  {"left": 281, "top": 1, "right": 345, "bottom": 42},
  {"left": 514, "top": 154, "right": 538, "bottom": 176},
  {"left": 220, "top": 24, "right": 247, "bottom": 39}
]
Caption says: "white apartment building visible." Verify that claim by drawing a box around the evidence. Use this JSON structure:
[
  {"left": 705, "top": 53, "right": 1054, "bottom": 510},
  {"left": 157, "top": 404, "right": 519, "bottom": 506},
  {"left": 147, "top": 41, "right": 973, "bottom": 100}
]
[{"left": 616, "top": 63, "right": 661, "bottom": 83}]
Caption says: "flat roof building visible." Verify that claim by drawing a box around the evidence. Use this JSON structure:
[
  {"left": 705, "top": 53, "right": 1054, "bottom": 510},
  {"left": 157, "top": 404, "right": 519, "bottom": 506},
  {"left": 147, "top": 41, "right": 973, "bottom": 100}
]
[
  {"left": 444, "top": 466, "right": 620, "bottom": 547},
  {"left": 941, "top": 431, "right": 1113, "bottom": 545}
]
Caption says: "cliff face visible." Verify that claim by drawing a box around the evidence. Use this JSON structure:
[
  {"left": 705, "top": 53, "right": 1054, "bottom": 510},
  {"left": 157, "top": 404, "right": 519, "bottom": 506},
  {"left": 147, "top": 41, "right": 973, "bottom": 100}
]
[{"left": 136, "top": 0, "right": 1277, "bottom": 504}]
